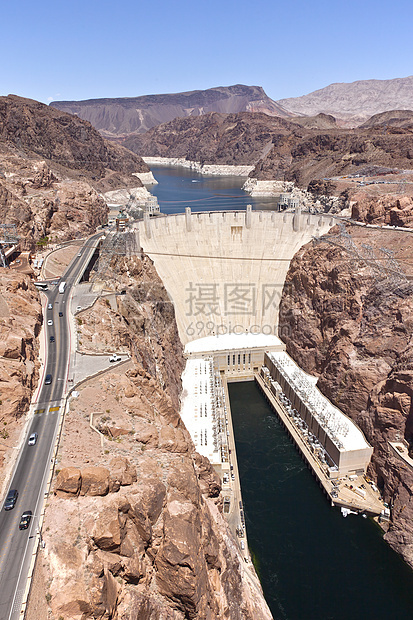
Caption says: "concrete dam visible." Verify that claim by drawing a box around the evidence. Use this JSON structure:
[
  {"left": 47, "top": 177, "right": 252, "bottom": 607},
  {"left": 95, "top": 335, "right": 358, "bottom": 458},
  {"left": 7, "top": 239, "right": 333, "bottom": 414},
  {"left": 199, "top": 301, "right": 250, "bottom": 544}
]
[
  {"left": 137, "top": 207, "right": 336, "bottom": 345},
  {"left": 133, "top": 206, "right": 386, "bottom": 564}
]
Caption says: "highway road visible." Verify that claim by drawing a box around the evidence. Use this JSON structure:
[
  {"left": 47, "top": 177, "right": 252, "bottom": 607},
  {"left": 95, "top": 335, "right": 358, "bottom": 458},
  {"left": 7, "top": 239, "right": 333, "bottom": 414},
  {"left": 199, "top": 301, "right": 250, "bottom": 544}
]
[{"left": 0, "top": 232, "right": 102, "bottom": 620}]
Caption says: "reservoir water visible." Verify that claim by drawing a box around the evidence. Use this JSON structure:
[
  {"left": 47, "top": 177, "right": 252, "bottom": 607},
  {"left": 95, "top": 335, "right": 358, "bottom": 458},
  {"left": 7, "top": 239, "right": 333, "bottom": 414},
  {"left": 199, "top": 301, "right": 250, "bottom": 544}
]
[
  {"left": 149, "top": 165, "right": 276, "bottom": 214},
  {"left": 148, "top": 166, "right": 413, "bottom": 618}
]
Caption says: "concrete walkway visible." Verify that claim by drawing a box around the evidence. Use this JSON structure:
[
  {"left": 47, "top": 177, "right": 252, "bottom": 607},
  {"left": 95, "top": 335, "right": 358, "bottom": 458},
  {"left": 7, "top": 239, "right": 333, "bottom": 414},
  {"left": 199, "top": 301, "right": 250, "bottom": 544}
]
[
  {"left": 67, "top": 352, "right": 130, "bottom": 389},
  {"left": 222, "top": 375, "right": 252, "bottom": 563}
]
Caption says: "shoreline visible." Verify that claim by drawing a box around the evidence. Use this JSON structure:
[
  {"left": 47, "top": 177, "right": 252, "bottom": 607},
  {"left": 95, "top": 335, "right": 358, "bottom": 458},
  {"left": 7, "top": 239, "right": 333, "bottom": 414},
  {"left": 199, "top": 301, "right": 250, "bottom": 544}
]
[{"left": 142, "top": 156, "right": 255, "bottom": 177}]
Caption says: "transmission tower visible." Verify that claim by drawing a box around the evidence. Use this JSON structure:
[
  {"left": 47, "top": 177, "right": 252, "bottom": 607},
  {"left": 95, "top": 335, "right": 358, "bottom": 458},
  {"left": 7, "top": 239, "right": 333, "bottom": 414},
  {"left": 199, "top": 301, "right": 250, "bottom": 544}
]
[
  {"left": 90, "top": 228, "right": 140, "bottom": 285},
  {"left": 314, "top": 223, "right": 366, "bottom": 269},
  {"left": 314, "top": 222, "right": 408, "bottom": 291},
  {"left": 379, "top": 247, "right": 408, "bottom": 288}
]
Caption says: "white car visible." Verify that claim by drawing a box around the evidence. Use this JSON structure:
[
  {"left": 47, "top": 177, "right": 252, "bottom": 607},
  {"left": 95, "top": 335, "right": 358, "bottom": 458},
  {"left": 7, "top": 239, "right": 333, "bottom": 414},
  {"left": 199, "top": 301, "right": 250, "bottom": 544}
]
[
  {"left": 28, "top": 432, "right": 38, "bottom": 446},
  {"left": 109, "top": 354, "right": 121, "bottom": 362},
  {"left": 47, "top": 319, "right": 53, "bottom": 326},
  {"left": 48, "top": 303, "right": 52, "bottom": 310}
]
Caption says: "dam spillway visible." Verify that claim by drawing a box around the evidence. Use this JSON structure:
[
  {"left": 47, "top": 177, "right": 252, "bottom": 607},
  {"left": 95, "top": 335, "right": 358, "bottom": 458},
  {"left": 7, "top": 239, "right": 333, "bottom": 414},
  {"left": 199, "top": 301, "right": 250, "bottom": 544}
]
[{"left": 136, "top": 207, "right": 336, "bottom": 345}]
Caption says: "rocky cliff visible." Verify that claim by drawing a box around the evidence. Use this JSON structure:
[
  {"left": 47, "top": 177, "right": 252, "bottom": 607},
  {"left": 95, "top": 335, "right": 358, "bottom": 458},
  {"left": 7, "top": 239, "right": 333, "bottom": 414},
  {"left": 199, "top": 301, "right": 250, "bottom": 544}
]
[
  {"left": 0, "top": 269, "right": 42, "bottom": 469},
  {"left": 350, "top": 193, "right": 413, "bottom": 226},
  {"left": 0, "top": 95, "right": 149, "bottom": 180},
  {"left": 27, "top": 254, "right": 272, "bottom": 620},
  {"left": 50, "top": 85, "right": 293, "bottom": 138},
  {"left": 0, "top": 95, "right": 150, "bottom": 243},
  {"left": 250, "top": 121, "right": 413, "bottom": 188},
  {"left": 277, "top": 75, "right": 413, "bottom": 126},
  {"left": 278, "top": 224, "right": 413, "bottom": 567}
]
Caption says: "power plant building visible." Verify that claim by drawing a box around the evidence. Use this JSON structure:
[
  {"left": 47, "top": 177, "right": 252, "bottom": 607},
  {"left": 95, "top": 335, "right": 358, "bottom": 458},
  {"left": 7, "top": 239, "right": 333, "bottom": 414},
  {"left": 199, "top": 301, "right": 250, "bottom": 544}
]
[{"left": 264, "top": 351, "right": 373, "bottom": 477}]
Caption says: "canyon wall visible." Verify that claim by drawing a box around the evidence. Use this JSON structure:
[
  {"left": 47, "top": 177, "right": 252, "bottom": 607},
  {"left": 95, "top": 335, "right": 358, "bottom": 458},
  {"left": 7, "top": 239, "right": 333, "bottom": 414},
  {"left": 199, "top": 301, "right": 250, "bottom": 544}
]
[
  {"left": 278, "top": 225, "right": 413, "bottom": 566},
  {"left": 0, "top": 269, "right": 42, "bottom": 474}
]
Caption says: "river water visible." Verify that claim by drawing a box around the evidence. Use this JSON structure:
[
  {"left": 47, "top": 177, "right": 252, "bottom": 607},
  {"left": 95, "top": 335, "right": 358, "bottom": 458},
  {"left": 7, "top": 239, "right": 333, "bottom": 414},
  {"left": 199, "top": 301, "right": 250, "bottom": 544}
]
[
  {"left": 148, "top": 166, "right": 413, "bottom": 619},
  {"left": 229, "top": 381, "right": 413, "bottom": 620}
]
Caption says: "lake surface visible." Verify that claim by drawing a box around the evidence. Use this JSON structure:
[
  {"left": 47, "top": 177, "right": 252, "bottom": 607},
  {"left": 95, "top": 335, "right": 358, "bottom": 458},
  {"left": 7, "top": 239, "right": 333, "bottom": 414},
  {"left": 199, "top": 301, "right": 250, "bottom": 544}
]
[
  {"left": 229, "top": 381, "right": 413, "bottom": 620},
  {"left": 149, "top": 165, "right": 277, "bottom": 214},
  {"left": 148, "top": 166, "right": 413, "bottom": 619}
]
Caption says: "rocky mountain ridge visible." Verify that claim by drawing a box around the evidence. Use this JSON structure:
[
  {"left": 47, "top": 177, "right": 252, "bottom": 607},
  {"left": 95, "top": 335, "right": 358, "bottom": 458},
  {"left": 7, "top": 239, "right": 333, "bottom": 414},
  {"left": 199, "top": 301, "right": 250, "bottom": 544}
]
[
  {"left": 122, "top": 109, "right": 413, "bottom": 198},
  {"left": 0, "top": 95, "right": 149, "bottom": 244},
  {"left": 50, "top": 85, "right": 293, "bottom": 138},
  {"left": 277, "top": 75, "right": 413, "bottom": 126},
  {"left": 123, "top": 112, "right": 298, "bottom": 166}
]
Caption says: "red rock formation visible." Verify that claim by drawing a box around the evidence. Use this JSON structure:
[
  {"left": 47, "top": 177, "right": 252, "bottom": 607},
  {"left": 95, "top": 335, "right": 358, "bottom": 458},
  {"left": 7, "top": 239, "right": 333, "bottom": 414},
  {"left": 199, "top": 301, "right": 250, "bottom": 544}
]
[
  {"left": 55, "top": 468, "right": 81, "bottom": 498},
  {"left": 55, "top": 460, "right": 138, "bottom": 497},
  {"left": 0, "top": 269, "right": 42, "bottom": 468},
  {"left": 0, "top": 95, "right": 149, "bottom": 178},
  {"left": 351, "top": 193, "right": 413, "bottom": 226},
  {"left": 0, "top": 95, "right": 150, "bottom": 244},
  {"left": 279, "top": 225, "right": 413, "bottom": 566}
]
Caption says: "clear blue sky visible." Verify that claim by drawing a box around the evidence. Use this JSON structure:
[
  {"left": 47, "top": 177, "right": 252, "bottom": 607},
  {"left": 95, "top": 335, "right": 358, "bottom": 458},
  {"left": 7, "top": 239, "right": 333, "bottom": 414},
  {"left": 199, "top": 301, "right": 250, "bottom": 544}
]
[{"left": 3, "top": 0, "right": 413, "bottom": 104}]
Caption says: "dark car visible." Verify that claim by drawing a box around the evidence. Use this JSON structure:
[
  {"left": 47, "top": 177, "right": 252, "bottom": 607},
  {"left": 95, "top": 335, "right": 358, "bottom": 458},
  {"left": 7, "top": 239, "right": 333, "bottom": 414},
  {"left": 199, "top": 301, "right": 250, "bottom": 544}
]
[
  {"left": 50, "top": 336, "right": 55, "bottom": 343},
  {"left": 59, "top": 311, "right": 63, "bottom": 317},
  {"left": 19, "top": 511, "right": 32, "bottom": 530},
  {"left": 45, "top": 374, "right": 52, "bottom": 385},
  {"left": 4, "top": 489, "right": 18, "bottom": 510}
]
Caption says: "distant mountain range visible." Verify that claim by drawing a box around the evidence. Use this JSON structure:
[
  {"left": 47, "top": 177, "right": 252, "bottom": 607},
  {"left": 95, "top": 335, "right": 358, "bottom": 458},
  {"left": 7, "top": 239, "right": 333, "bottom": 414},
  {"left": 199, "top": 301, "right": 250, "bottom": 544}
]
[
  {"left": 50, "top": 77, "right": 413, "bottom": 138},
  {"left": 50, "top": 85, "right": 293, "bottom": 138},
  {"left": 277, "top": 76, "right": 413, "bottom": 126}
]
